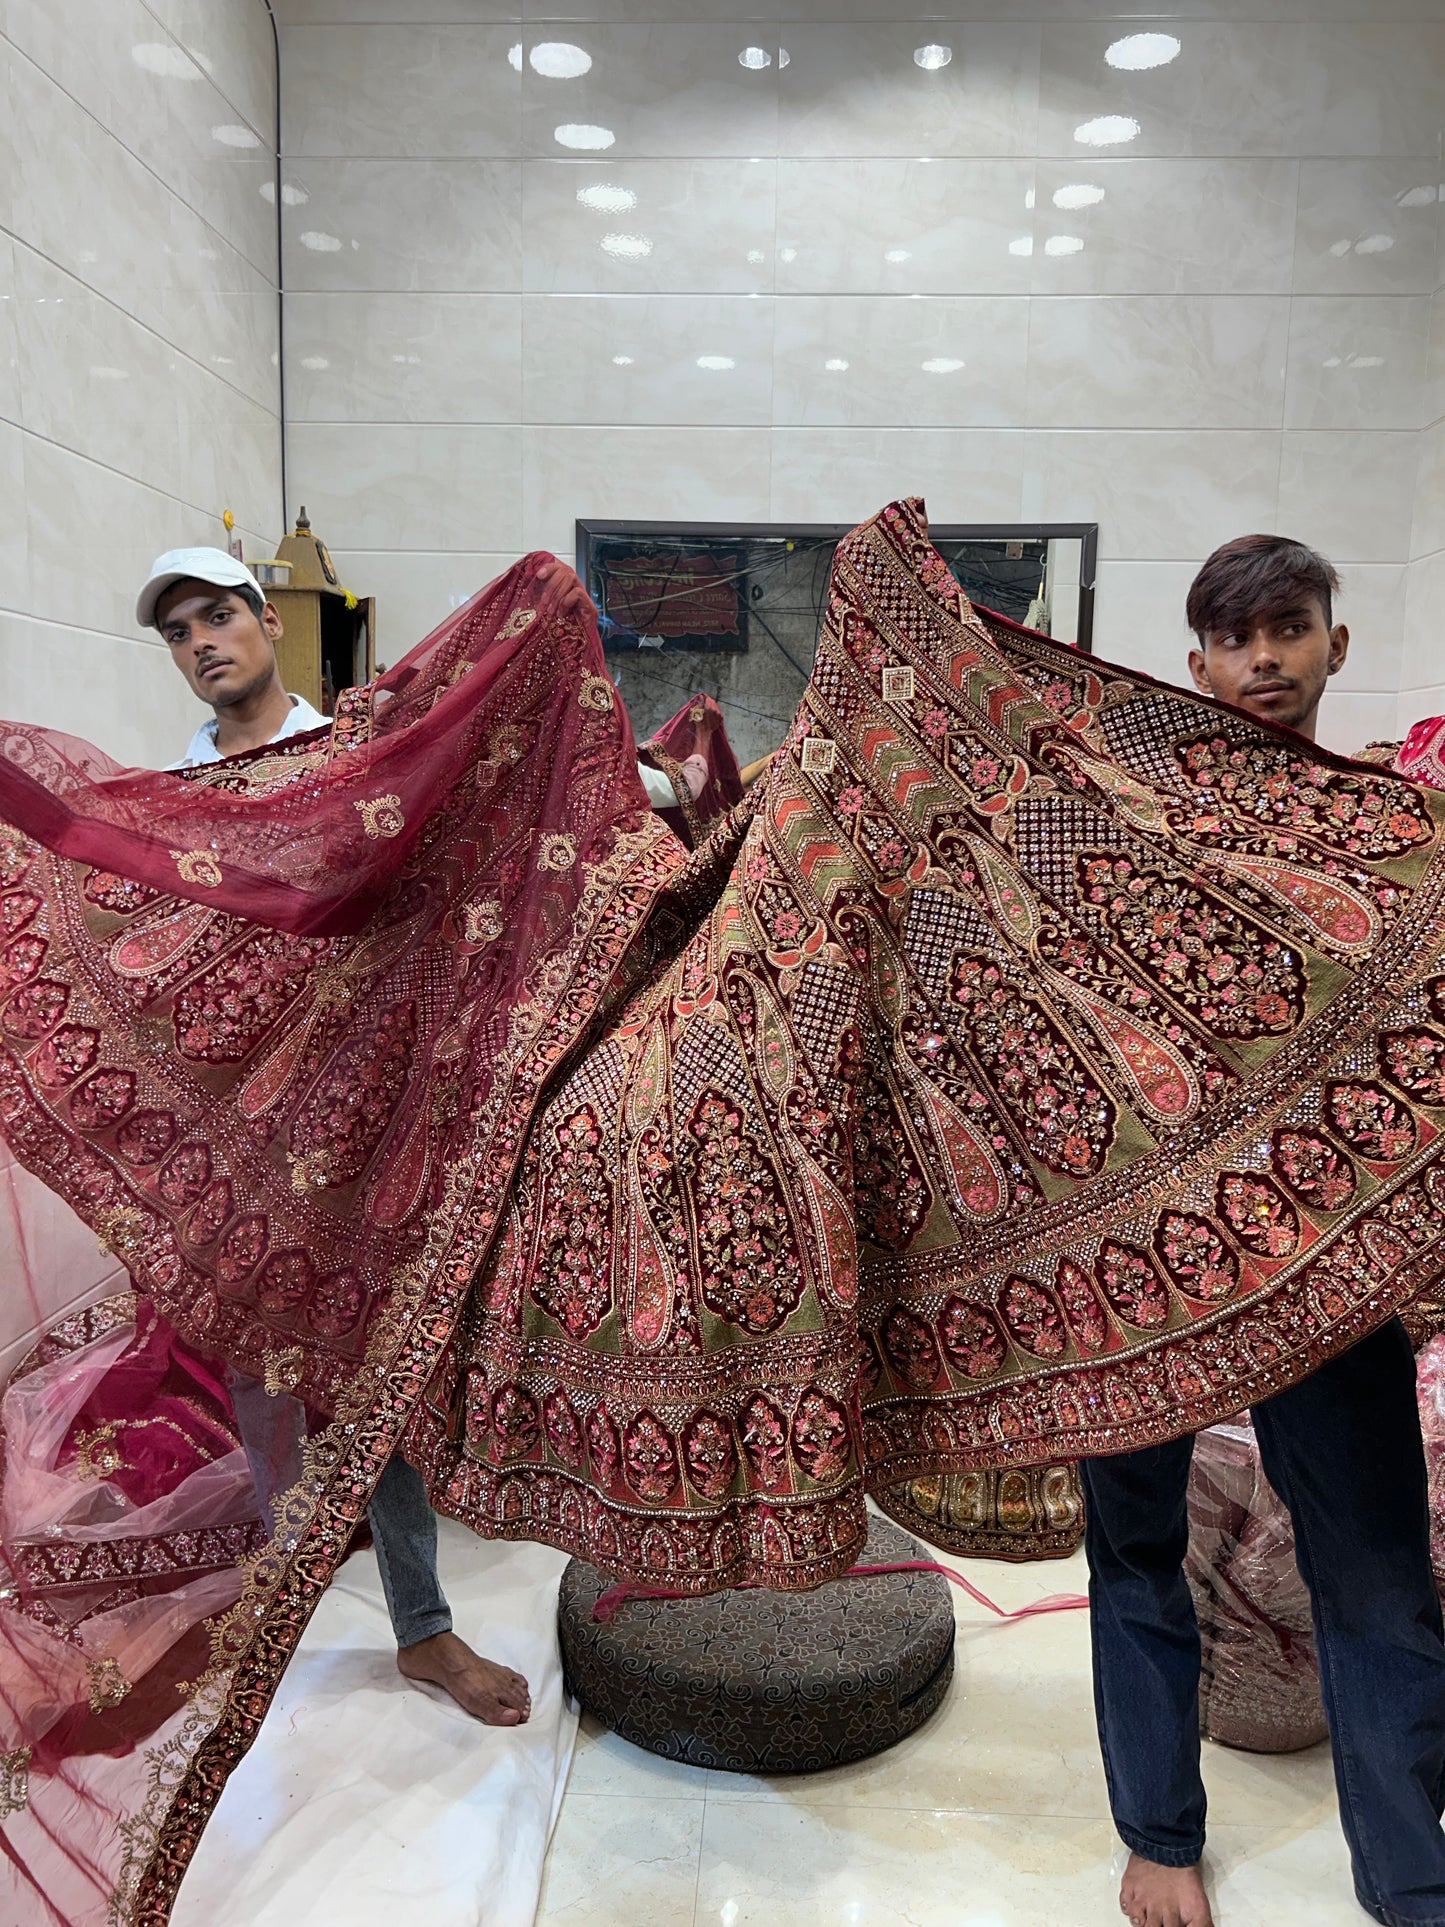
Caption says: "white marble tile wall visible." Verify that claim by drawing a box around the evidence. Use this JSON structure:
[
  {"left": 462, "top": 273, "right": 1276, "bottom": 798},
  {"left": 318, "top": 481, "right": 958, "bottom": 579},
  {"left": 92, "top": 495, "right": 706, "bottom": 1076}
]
[
  {"left": 1, "top": 0, "right": 283, "bottom": 770},
  {"left": 275, "top": 4, "right": 1443, "bottom": 755}
]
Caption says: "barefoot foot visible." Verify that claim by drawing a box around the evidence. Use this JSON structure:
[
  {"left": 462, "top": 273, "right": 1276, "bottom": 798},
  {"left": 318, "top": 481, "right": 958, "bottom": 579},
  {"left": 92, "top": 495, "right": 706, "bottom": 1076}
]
[
  {"left": 1119, "top": 1852, "right": 1214, "bottom": 1927},
  {"left": 396, "top": 1631, "right": 531, "bottom": 1725}
]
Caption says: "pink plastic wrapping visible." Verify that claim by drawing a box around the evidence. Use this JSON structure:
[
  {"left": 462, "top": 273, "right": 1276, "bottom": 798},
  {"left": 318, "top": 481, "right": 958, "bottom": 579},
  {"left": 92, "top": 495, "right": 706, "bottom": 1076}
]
[{"left": 1185, "top": 1420, "right": 1328, "bottom": 1753}]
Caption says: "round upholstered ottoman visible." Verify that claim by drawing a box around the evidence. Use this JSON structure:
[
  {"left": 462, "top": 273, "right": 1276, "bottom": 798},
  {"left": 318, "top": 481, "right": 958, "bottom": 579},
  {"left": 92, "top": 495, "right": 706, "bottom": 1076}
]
[{"left": 557, "top": 1514, "right": 954, "bottom": 1773}]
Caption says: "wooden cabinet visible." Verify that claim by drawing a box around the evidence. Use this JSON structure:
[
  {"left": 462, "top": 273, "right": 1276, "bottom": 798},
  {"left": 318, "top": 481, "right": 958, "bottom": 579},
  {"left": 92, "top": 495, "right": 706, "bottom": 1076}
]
[{"left": 267, "top": 588, "right": 375, "bottom": 715}]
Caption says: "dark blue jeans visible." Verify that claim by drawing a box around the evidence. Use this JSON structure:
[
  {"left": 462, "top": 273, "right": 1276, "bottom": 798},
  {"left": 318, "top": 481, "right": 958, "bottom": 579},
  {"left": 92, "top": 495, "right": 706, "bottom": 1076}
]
[{"left": 1083, "top": 1318, "right": 1445, "bottom": 1927}]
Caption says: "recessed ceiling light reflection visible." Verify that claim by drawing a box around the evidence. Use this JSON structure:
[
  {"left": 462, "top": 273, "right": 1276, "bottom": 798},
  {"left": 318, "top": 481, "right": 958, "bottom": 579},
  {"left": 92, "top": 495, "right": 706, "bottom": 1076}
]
[
  {"left": 531, "top": 42, "right": 592, "bottom": 78},
  {"left": 1354, "top": 233, "right": 1394, "bottom": 253},
  {"left": 1053, "top": 183, "right": 1105, "bottom": 210},
  {"left": 601, "top": 232, "right": 652, "bottom": 258},
  {"left": 300, "top": 355, "right": 329, "bottom": 370},
  {"left": 131, "top": 43, "right": 200, "bottom": 79},
  {"left": 779, "top": 49, "right": 790, "bottom": 68},
  {"left": 697, "top": 355, "right": 736, "bottom": 371},
  {"left": 824, "top": 357, "right": 850, "bottom": 372},
  {"left": 391, "top": 354, "right": 422, "bottom": 365},
  {"left": 555, "top": 124, "right": 615, "bottom": 150},
  {"left": 1008, "top": 236, "right": 1034, "bottom": 257},
  {"left": 914, "top": 44, "right": 952, "bottom": 71},
  {"left": 884, "top": 247, "right": 911, "bottom": 263},
  {"left": 612, "top": 354, "right": 635, "bottom": 366},
  {"left": 89, "top": 365, "right": 128, "bottom": 380},
  {"left": 1044, "top": 234, "right": 1084, "bottom": 255},
  {"left": 577, "top": 182, "right": 636, "bottom": 213},
  {"left": 508, "top": 43, "right": 522, "bottom": 71},
  {"left": 778, "top": 246, "right": 798, "bottom": 263},
  {"left": 739, "top": 46, "right": 771, "bottom": 69},
  {"left": 746, "top": 249, "right": 766, "bottom": 264},
  {"left": 1024, "top": 187, "right": 1036, "bottom": 210},
  {"left": 1106, "top": 32, "right": 1181, "bottom": 70},
  {"left": 299, "top": 231, "right": 343, "bottom": 252},
  {"left": 1397, "top": 185, "right": 1438, "bottom": 208},
  {"left": 212, "top": 123, "right": 260, "bottom": 147},
  {"left": 1074, "top": 115, "right": 1140, "bottom": 147},
  {"left": 922, "top": 356, "right": 965, "bottom": 374}
]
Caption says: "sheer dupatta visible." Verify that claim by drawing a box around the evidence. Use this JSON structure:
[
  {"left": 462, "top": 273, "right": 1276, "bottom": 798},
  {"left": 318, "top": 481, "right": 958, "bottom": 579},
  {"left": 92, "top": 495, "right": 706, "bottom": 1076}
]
[{"left": 0, "top": 555, "right": 680, "bottom": 1924}]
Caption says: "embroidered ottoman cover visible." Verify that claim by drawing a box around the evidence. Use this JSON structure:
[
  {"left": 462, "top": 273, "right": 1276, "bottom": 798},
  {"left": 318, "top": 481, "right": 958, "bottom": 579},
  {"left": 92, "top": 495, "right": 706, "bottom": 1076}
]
[{"left": 557, "top": 1515, "right": 955, "bottom": 1773}]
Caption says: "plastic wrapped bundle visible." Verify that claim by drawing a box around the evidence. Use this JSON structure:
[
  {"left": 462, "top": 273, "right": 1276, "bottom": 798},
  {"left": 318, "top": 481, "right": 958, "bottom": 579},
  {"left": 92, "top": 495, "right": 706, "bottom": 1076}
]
[
  {"left": 1186, "top": 1422, "right": 1327, "bottom": 1753},
  {"left": 1418, "top": 1335, "right": 1445, "bottom": 1592}
]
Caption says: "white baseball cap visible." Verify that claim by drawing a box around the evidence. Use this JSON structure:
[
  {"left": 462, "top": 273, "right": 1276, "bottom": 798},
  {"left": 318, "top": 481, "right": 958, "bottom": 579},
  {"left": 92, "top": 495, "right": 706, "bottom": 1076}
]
[{"left": 136, "top": 547, "right": 266, "bottom": 630}]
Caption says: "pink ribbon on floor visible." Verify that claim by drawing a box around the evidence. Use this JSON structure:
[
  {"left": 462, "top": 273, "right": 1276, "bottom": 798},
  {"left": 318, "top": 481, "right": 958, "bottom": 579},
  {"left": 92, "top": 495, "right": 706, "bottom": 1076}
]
[{"left": 591, "top": 1559, "right": 1089, "bottom": 1625}]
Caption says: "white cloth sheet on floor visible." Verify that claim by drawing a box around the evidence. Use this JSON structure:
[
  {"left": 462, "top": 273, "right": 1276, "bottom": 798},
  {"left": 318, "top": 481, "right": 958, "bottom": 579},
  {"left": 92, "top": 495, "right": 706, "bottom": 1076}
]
[{"left": 176, "top": 1522, "right": 578, "bottom": 1927}]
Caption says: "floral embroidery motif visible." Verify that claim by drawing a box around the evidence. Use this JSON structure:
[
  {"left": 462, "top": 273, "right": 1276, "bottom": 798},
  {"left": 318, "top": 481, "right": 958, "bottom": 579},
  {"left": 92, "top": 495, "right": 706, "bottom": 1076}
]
[
  {"left": 1326, "top": 1079, "right": 1420, "bottom": 1163},
  {"left": 1215, "top": 1174, "right": 1300, "bottom": 1258},
  {"left": 882, "top": 1306, "right": 944, "bottom": 1389},
  {"left": 0, "top": 1747, "right": 30, "bottom": 1820},
  {"left": 1095, "top": 1240, "right": 1172, "bottom": 1330},
  {"left": 94, "top": 1204, "right": 150, "bottom": 1259},
  {"left": 532, "top": 1106, "right": 614, "bottom": 1339},
  {"left": 1272, "top": 1128, "right": 1358, "bottom": 1210},
  {"left": 1075, "top": 852, "right": 1303, "bottom": 1038},
  {"left": 499, "top": 606, "right": 537, "bottom": 638},
  {"left": 262, "top": 1345, "right": 306, "bottom": 1397},
  {"left": 949, "top": 953, "right": 1114, "bottom": 1176},
  {"left": 623, "top": 1410, "right": 680, "bottom": 1502},
  {"left": 463, "top": 900, "right": 504, "bottom": 944},
  {"left": 689, "top": 1089, "right": 802, "bottom": 1334},
  {"left": 169, "top": 849, "right": 223, "bottom": 888},
  {"left": 85, "top": 1655, "right": 131, "bottom": 1713},
  {"left": 938, "top": 1299, "right": 1009, "bottom": 1378},
  {"left": 1055, "top": 1259, "right": 1112, "bottom": 1353},
  {"left": 537, "top": 833, "right": 577, "bottom": 872},
  {"left": 1154, "top": 1210, "right": 1241, "bottom": 1303},
  {"left": 578, "top": 673, "right": 614, "bottom": 712},
  {"left": 682, "top": 1409, "right": 738, "bottom": 1499},
  {"left": 791, "top": 1389, "right": 851, "bottom": 1483},
  {"left": 999, "top": 1277, "right": 1068, "bottom": 1359},
  {"left": 1378, "top": 1027, "right": 1445, "bottom": 1108},
  {"left": 354, "top": 794, "right": 406, "bottom": 840}
]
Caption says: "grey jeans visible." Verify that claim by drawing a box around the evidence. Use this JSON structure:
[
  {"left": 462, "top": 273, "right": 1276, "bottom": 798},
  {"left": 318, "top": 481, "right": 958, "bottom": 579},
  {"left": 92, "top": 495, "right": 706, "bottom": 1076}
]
[
  {"left": 229, "top": 1367, "right": 451, "bottom": 1648},
  {"left": 369, "top": 1451, "right": 452, "bottom": 1648}
]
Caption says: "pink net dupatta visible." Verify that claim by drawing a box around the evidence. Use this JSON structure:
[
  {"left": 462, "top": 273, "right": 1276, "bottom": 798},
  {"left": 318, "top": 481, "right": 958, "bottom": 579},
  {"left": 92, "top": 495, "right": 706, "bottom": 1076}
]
[
  {"left": 638, "top": 693, "right": 744, "bottom": 848},
  {"left": 3, "top": 512, "right": 1445, "bottom": 1920},
  {"left": 0, "top": 555, "right": 673, "bottom": 1923},
  {"left": 1399, "top": 715, "right": 1445, "bottom": 790}
]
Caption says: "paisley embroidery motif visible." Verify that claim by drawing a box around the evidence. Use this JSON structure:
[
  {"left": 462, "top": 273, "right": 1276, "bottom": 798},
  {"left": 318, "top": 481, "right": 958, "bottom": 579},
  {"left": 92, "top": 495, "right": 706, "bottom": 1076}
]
[
  {"left": 169, "top": 849, "right": 222, "bottom": 889},
  {"left": 353, "top": 794, "right": 405, "bottom": 840}
]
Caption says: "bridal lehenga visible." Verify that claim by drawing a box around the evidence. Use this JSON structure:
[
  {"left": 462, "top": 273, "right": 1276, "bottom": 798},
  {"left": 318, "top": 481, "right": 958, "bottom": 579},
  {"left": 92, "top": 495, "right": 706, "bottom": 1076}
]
[{"left": 3, "top": 499, "right": 1445, "bottom": 1922}]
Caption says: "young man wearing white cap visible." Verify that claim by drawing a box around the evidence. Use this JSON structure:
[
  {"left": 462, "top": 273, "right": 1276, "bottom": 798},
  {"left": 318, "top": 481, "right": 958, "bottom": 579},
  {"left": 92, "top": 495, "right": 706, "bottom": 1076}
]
[
  {"left": 142, "top": 545, "right": 562, "bottom": 1724},
  {"left": 139, "top": 543, "right": 717, "bottom": 1723},
  {"left": 138, "top": 547, "right": 329, "bottom": 768}
]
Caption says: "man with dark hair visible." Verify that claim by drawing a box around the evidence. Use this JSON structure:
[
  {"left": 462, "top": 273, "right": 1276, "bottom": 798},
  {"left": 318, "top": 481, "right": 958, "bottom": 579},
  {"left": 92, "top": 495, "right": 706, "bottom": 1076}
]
[
  {"left": 1184, "top": 533, "right": 1350, "bottom": 739},
  {"left": 140, "top": 546, "right": 536, "bottom": 1724},
  {"left": 1083, "top": 534, "right": 1445, "bottom": 1927},
  {"left": 138, "top": 543, "right": 717, "bottom": 1729}
]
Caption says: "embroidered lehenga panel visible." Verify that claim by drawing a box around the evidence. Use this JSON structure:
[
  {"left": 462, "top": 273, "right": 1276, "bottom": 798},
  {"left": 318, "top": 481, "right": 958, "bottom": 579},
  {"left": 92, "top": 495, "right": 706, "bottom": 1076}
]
[{"left": 3, "top": 499, "right": 1445, "bottom": 1920}]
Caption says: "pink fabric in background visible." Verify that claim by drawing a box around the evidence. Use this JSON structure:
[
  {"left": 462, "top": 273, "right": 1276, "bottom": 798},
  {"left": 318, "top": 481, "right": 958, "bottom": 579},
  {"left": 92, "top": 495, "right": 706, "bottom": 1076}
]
[{"left": 0, "top": 1137, "right": 126, "bottom": 1384}]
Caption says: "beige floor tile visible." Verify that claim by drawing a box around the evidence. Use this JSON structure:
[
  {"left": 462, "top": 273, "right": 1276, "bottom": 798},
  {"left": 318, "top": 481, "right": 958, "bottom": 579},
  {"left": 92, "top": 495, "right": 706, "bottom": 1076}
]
[
  {"left": 696, "top": 1803, "right": 1124, "bottom": 1927},
  {"left": 536, "top": 1793, "right": 704, "bottom": 1925},
  {"left": 1205, "top": 1820, "right": 1367, "bottom": 1925},
  {"left": 568, "top": 1711, "right": 708, "bottom": 1801}
]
